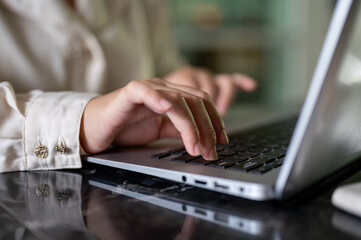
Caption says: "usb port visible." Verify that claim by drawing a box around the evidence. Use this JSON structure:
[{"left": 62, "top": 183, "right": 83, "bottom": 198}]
[
  {"left": 195, "top": 208, "right": 207, "bottom": 216},
  {"left": 214, "top": 182, "right": 229, "bottom": 190},
  {"left": 195, "top": 180, "right": 207, "bottom": 185}
]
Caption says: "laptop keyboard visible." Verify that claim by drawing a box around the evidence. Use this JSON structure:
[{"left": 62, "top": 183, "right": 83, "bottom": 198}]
[{"left": 151, "top": 118, "right": 296, "bottom": 174}]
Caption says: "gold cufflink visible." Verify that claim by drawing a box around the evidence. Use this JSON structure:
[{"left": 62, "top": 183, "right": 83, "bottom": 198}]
[
  {"left": 56, "top": 138, "right": 70, "bottom": 155},
  {"left": 55, "top": 144, "right": 69, "bottom": 154},
  {"left": 34, "top": 138, "right": 48, "bottom": 159}
]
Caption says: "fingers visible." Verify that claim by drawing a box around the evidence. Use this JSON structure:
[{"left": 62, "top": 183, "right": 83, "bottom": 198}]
[
  {"left": 166, "top": 66, "right": 218, "bottom": 100},
  {"left": 173, "top": 216, "right": 198, "bottom": 240},
  {"left": 214, "top": 74, "right": 236, "bottom": 115},
  {"left": 80, "top": 81, "right": 172, "bottom": 154},
  {"left": 182, "top": 96, "right": 218, "bottom": 160},
  {"left": 194, "top": 68, "right": 218, "bottom": 100},
  {"left": 165, "top": 67, "right": 257, "bottom": 116},
  {"left": 165, "top": 66, "right": 199, "bottom": 89},
  {"left": 160, "top": 91, "right": 203, "bottom": 156},
  {"left": 117, "top": 81, "right": 202, "bottom": 157},
  {"left": 165, "top": 81, "right": 228, "bottom": 146},
  {"left": 214, "top": 73, "right": 258, "bottom": 115},
  {"left": 232, "top": 73, "right": 258, "bottom": 92},
  {"left": 122, "top": 80, "right": 227, "bottom": 160},
  {"left": 121, "top": 80, "right": 172, "bottom": 115}
]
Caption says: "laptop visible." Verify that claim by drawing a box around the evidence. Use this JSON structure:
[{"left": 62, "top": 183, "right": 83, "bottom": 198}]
[{"left": 84, "top": 0, "right": 361, "bottom": 201}]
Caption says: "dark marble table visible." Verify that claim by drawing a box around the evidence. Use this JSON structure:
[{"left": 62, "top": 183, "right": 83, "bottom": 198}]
[{"left": 1, "top": 161, "right": 361, "bottom": 240}]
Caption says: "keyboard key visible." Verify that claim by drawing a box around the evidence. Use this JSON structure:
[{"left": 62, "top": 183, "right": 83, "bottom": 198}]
[
  {"left": 189, "top": 158, "right": 217, "bottom": 166},
  {"left": 263, "top": 151, "right": 285, "bottom": 158},
  {"left": 246, "top": 142, "right": 259, "bottom": 148},
  {"left": 263, "top": 143, "right": 280, "bottom": 149},
  {"left": 248, "top": 147, "right": 270, "bottom": 153},
  {"left": 229, "top": 161, "right": 263, "bottom": 172},
  {"left": 268, "top": 160, "right": 283, "bottom": 168},
  {"left": 223, "top": 156, "right": 248, "bottom": 164},
  {"left": 224, "top": 142, "right": 236, "bottom": 148},
  {"left": 208, "top": 160, "right": 235, "bottom": 169},
  {"left": 281, "top": 145, "right": 288, "bottom": 150},
  {"left": 151, "top": 152, "right": 171, "bottom": 159},
  {"left": 251, "top": 156, "right": 275, "bottom": 164},
  {"left": 237, "top": 152, "right": 260, "bottom": 159},
  {"left": 216, "top": 145, "right": 225, "bottom": 152},
  {"left": 171, "top": 154, "right": 198, "bottom": 163},
  {"left": 231, "top": 146, "right": 247, "bottom": 152},
  {"left": 273, "top": 148, "right": 287, "bottom": 154},
  {"left": 218, "top": 151, "right": 237, "bottom": 157},
  {"left": 234, "top": 140, "right": 247, "bottom": 145},
  {"left": 170, "top": 148, "right": 187, "bottom": 156},
  {"left": 274, "top": 158, "right": 285, "bottom": 167},
  {"left": 218, "top": 143, "right": 237, "bottom": 152},
  {"left": 273, "top": 162, "right": 283, "bottom": 168}
]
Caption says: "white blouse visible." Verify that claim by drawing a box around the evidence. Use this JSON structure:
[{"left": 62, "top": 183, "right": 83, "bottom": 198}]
[{"left": 0, "top": 0, "right": 185, "bottom": 172}]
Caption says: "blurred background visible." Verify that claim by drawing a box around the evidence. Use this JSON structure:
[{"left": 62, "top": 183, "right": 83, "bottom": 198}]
[{"left": 168, "top": 0, "right": 335, "bottom": 107}]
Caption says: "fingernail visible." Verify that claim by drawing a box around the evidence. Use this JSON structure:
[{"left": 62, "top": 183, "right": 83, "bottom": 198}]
[
  {"left": 220, "top": 118, "right": 226, "bottom": 128},
  {"left": 194, "top": 142, "right": 202, "bottom": 156},
  {"left": 204, "top": 146, "right": 218, "bottom": 160},
  {"left": 160, "top": 99, "right": 172, "bottom": 110},
  {"left": 220, "top": 129, "right": 229, "bottom": 144}
]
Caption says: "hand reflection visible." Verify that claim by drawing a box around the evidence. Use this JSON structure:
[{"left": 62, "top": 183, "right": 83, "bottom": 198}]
[
  {"left": 173, "top": 216, "right": 197, "bottom": 240},
  {"left": 84, "top": 186, "right": 198, "bottom": 240}
]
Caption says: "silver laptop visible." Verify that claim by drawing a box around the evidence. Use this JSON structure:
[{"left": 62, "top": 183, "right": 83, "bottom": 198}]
[{"left": 84, "top": 0, "right": 361, "bottom": 201}]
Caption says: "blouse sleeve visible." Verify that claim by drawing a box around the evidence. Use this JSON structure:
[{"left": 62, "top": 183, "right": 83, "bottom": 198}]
[{"left": 0, "top": 81, "right": 97, "bottom": 173}]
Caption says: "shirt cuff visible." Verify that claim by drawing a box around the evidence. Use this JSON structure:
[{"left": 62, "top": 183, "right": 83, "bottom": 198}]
[{"left": 24, "top": 91, "right": 98, "bottom": 171}]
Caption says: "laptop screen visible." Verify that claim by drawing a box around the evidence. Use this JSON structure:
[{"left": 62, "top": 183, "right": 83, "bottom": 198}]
[{"left": 276, "top": 0, "right": 361, "bottom": 199}]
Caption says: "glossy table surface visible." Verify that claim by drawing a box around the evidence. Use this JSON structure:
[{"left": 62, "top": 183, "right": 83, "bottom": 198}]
[
  {"left": 1, "top": 105, "right": 361, "bottom": 240},
  {"left": 1, "top": 160, "right": 361, "bottom": 240}
]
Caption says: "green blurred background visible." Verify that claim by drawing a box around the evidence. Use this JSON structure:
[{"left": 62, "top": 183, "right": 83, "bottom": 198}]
[{"left": 168, "top": 0, "right": 335, "bottom": 106}]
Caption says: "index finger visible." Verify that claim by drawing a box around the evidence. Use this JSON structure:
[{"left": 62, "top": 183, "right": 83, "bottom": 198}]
[{"left": 164, "top": 82, "right": 229, "bottom": 145}]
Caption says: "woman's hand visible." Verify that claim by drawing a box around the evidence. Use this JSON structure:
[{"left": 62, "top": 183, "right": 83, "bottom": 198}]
[
  {"left": 165, "top": 66, "right": 257, "bottom": 115},
  {"left": 80, "top": 78, "right": 229, "bottom": 160}
]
